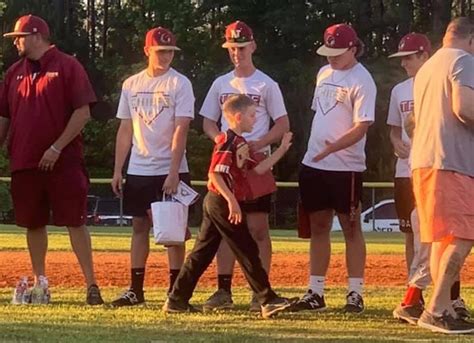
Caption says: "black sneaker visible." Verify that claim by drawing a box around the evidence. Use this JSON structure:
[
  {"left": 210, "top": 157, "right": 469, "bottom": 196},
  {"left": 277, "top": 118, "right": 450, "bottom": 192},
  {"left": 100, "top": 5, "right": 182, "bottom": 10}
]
[
  {"left": 111, "top": 289, "right": 145, "bottom": 307},
  {"left": 261, "top": 296, "right": 294, "bottom": 319},
  {"left": 393, "top": 303, "right": 423, "bottom": 325},
  {"left": 418, "top": 310, "right": 474, "bottom": 334},
  {"left": 86, "top": 284, "right": 104, "bottom": 306},
  {"left": 289, "top": 289, "right": 326, "bottom": 312},
  {"left": 344, "top": 291, "right": 364, "bottom": 314},
  {"left": 162, "top": 298, "right": 200, "bottom": 313},
  {"left": 453, "top": 298, "right": 471, "bottom": 320}
]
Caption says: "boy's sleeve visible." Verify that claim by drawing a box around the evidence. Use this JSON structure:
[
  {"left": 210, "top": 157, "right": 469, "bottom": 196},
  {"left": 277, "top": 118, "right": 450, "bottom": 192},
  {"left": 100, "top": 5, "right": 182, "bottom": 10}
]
[{"left": 208, "top": 133, "right": 233, "bottom": 175}]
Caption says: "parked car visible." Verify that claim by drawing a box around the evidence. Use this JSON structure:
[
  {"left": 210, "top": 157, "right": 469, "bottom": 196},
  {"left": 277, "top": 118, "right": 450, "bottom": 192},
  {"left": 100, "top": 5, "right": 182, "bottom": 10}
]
[
  {"left": 332, "top": 199, "right": 400, "bottom": 232},
  {"left": 87, "top": 195, "right": 132, "bottom": 226}
]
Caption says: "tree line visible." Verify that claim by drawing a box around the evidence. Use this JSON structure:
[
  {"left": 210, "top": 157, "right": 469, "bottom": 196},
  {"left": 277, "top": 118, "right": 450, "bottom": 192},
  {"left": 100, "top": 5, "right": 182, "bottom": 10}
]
[{"left": 0, "top": 0, "right": 472, "bottom": 212}]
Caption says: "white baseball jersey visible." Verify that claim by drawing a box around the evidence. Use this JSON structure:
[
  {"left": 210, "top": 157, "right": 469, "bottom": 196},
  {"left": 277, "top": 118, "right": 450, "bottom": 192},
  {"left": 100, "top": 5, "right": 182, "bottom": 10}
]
[
  {"left": 199, "top": 69, "right": 287, "bottom": 152},
  {"left": 302, "top": 63, "right": 376, "bottom": 172},
  {"left": 387, "top": 78, "right": 413, "bottom": 178},
  {"left": 116, "top": 68, "right": 195, "bottom": 176}
]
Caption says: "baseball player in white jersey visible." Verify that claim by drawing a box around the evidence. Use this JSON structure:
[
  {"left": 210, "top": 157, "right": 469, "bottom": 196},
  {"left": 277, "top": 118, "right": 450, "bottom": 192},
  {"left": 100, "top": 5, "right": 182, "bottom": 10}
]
[
  {"left": 388, "top": 32, "right": 470, "bottom": 325},
  {"left": 110, "top": 27, "right": 195, "bottom": 307},
  {"left": 199, "top": 20, "right": 290, "bottom": 312},
  {"left": 292, "top": 23, "right": 376, "bottom": 314}
]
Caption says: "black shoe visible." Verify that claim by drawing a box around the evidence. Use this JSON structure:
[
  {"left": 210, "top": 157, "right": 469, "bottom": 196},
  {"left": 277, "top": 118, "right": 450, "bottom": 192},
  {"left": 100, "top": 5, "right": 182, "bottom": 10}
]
[
  {"left": 453, "top": 298, "right": 471, "bottom": 320},
  {"left": 418, "top": 310, "right": 474, "bottom": 334},
  {"left": 86, "top": 284, "right": 104, "bottom": 306},
  {"left": 393, "top": 303, "right": 423, "bottom": 325},
  {"left": 111, "top": 289, "right": 145, "bottom": 307},
  {"left": 261, "top": 296, "right": 294, "bottom": 319},
  {"left": 344, "top": 291, "right": 364, "bottom": 314},
  {"left": 289, "top": 289, "right": 326, "bottom": 312},
  {"left": 162, "top": 297, "right": 200, "bottom": 313}
]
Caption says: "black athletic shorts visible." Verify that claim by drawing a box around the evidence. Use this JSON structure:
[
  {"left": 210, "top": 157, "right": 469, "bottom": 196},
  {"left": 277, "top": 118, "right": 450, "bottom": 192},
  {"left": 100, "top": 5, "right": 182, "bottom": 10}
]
[
  {"left": 240, "top": 194, "right": 272, "bottom": 214},
  {"left": 123, "top": 173, "right": 191, "bottom": 217},
  {"left": 299, "top": 165, "right": 362, "bottom": 214},
  {"left": 394, "top": 177, "right": 415, "bottom": 233}
]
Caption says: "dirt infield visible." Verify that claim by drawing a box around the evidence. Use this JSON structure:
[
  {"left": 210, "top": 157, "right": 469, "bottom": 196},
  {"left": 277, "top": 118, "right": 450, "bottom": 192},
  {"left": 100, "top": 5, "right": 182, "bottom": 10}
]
[{"left": 1, "top": 251, "right": 473, "bottom": 288}]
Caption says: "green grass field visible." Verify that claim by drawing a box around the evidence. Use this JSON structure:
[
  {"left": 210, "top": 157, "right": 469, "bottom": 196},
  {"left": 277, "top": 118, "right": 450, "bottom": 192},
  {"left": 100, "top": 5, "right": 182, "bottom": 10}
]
[
  {"left": 0, "top": 225, "right": 473, "bottom": 342},
  {"left": 0, "top": 225, "right": 407, "bottom": 254}
]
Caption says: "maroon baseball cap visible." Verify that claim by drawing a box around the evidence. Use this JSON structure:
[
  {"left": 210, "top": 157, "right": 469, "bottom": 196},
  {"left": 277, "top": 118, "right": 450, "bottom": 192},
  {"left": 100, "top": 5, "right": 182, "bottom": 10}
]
[
  {"left": 145, "top": 27, "right": 180, "bottom": 51},
  {"left": 4, "top": 14, "right": 50, "bottom": 38},
  {"left": 389, "top": 33, "right": 431, "bottom": 58},
  {"left": 317, "top": 24, "right": 359, "bottom": 57},
  {"left": 222, "top": 21, "right": 254, "bottom": 48}
]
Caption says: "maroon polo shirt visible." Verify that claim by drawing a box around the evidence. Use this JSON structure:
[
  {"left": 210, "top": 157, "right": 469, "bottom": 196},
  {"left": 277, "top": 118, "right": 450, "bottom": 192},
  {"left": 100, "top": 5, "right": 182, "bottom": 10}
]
[{"left": 0, "top": 46, "right": 96, "bottom": 172}]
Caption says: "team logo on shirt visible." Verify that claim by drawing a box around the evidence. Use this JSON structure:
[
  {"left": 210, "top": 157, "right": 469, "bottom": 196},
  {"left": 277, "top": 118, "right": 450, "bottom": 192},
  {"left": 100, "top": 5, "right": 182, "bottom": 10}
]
[
  {"left": 220, "top": 93, "right": 261, "bottom": 106},
  {"left": 399, "top": 100, "right": 414, "bottom": 113},
  {"left": 131, "top": 91, "right": 170, "bottom": 125},
  {"left": 316, "top": 83, "right": 347, "bottom": 115},
  {"left": 235, "top": 142, "right": 250, "bottom": 169}
]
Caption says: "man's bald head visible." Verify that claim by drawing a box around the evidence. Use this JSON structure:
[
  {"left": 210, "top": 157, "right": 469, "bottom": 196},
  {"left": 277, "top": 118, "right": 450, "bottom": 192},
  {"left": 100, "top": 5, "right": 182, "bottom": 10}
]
[{"left": 443, "top": 17, "right": 473, "bottom": 53}]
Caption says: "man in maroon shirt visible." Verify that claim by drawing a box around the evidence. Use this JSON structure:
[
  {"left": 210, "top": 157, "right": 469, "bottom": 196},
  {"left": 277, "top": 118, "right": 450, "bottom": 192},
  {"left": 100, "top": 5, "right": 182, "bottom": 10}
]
[{"left": 0, "top": 14, "right": 103, "bottom": 305}]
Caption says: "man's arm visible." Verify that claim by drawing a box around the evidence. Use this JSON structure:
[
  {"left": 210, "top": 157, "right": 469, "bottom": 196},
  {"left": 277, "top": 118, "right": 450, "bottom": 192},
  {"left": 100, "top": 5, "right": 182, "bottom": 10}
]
[
  {"left": 162, "top": 117, "right": 192, "bottom": 194},
  {"left": 203, "top": 117, "right": 221, "bottom": 143},
  {"left": 38, "top": 104, "right": 91, "bottom": 171},
  {"left": 0, "top": 117, "right": 10, "bottom": 147},
  {"left": 452, "top": 84, "right": 474, "bottom": 128},
  {"left": 389, "top": 126, "right": 410, "bottom": 159},
  {"left": 313, "top": 122, "right": 371, "bottom": 162},
  {"left": 248, "top": 115, "right": 290, "bottom": 152},
  {"left": 111, "top": 119, "right": 133, "bottom": 196}
]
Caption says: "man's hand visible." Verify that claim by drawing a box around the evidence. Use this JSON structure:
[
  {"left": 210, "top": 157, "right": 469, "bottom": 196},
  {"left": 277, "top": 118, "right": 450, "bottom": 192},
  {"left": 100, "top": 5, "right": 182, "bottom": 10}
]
[
  {"left": 228, "top": 199, "right": 242, "bottom": 225},
  {"left": 38, "top": 147, "right": 60, "bottom": 171},
  {"left": 313, "top": 140, "right": 334, "bottom": 162},
  {"left": 278, "top": 132, "right": 293, "bottom": 152},
  {"left": 111, "top": 172, "right": 123, "bottom": 197},
  {"left": 162, "top": 172, "right": 179, "bottom": 195},
  {"left": 393, "top": 140, "right": 411, "bottom": 159}
]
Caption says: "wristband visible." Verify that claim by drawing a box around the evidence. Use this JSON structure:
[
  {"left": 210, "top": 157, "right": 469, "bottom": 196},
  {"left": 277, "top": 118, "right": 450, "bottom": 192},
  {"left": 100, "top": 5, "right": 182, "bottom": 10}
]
[{"left": 50, "top": 145, "right": 62, "bottom": 154}]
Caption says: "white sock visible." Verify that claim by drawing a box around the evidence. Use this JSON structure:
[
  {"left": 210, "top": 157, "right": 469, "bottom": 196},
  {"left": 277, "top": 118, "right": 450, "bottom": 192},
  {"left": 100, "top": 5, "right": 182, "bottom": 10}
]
[
  {"left": 348, "top": 277, "right": 364, "bottom": 295},
  {"left": 309, "top": 275, "right": 325, "bottom": 297}
]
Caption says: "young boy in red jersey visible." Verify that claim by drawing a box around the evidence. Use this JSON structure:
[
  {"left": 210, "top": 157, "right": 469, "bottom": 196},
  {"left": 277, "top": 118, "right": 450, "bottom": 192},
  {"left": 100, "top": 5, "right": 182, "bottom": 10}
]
[{"left": 163, "top": 94, "right": 294, "bottom": 318}]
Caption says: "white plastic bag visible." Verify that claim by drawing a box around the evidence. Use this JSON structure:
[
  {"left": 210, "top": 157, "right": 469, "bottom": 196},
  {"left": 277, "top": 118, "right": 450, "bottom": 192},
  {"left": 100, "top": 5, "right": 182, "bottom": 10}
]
[{"left": 151, "top": 194, "right": 188, "bottom": 246}]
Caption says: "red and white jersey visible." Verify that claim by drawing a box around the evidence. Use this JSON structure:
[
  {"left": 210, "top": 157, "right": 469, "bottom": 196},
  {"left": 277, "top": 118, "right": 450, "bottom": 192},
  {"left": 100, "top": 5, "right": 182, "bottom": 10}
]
[
  {"left": 302, "top": 63, "right": 376, "bottom": 172},
  {"left": 116, "top": 68, "right": 194, "bottom": 176},
  {"left": 199, "top": 69, "right": 287, "bottom": 153},
  {"left": 387, "top": 78, "right": 413, "bottom": 178},
  {"left": 208, "top": 130, "right": 257, "bottom": 201}
]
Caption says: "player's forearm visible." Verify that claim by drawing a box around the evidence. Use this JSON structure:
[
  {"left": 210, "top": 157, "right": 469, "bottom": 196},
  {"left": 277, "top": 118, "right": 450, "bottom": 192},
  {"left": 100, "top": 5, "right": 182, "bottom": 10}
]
[
  {"left": 0, "top": 117, "right": 10, "bottom": 147},
  {"left": 252, "top": 146, "right": 286, "bottom": 175},
  {"left": 209, "top": 172, "right": 237, "bottom": 204},
  {"left": 113, "top": 122, "right": 132, "bottom": 175},
  {"left": 327, "top": 123, "right": 370, "bottom": 154},
  {"left": 389, "top": 126, "right": 403, "bottom": 149},
  {"left": 203, "top": 118, "right": 221, "bottom": 142},
  {"left": 53, "top": 105, "right": 91, "bottom": 151},
  {"left": 169, "top": 119, "right": 191, "bottom": 175},
  {"left": 257, "top": 115, "right": 290, "bottom": 147}
]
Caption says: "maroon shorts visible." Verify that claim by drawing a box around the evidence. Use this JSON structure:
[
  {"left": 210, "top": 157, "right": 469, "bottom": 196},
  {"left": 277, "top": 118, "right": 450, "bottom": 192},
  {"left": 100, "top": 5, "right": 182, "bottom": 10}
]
[{"left": 11, "top": 166, "right": 89, "bottom": 228}]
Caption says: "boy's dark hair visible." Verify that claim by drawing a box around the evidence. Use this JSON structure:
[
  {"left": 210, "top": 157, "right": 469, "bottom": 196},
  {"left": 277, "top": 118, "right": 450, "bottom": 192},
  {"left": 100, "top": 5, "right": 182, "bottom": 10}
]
[{"left": 222, "top": 94, "right": 255, "bottom": 116}]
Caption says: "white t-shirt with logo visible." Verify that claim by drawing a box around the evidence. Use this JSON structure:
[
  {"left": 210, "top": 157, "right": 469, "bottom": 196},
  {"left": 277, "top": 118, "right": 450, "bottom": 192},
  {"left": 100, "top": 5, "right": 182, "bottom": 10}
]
[
  {"left": 302, "top": 63, "right": 376, "bottom": 172},
  {"left": 387, "top": 78, "right": 413, "bottom": 178},
  {"left": 199, "top": 69, "right": 287, "bottom": 152},
  {"left": 116, "top": 68, "right": 195, "bottom": 176}
]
